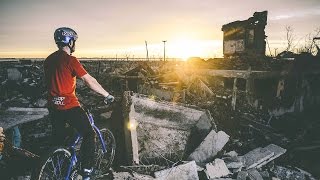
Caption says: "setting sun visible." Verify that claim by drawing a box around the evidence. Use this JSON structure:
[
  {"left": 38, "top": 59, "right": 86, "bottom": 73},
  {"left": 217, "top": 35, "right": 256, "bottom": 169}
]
[
  {"left": 168, "top": 39, "right": 203, "bottom": 60},
  {"left": 167, "top": 39, "right": 222, "bottom": 60}
]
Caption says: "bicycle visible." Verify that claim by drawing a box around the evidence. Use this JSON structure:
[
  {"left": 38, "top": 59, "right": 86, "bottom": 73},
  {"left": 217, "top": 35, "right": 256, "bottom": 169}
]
[{"left": 32, "top": 101, "right": 116, "bottom": 180}]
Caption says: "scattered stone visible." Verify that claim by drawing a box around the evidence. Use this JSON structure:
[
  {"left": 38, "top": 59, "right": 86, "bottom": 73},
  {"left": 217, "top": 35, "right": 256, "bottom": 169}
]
[
  {"left": 237, "top": 171, "right": 248, "bottom": 180},
  {"left": 7, "top": 68, "right": 22, "bottom": 81},
  {"left": 247, "top": 169, "right": 263, "bottom": 180},
  {"left": 205, "top": 158, "right": 230, "bottom": 179},
  {"left": 189, "top": 130, "right": 229, "bottom": 163},
  {"left": 34, "top": 99, "right": 47, "bottom": 108},
  {"left": 225, "top": 151, "right": 238, "bottom": 157},
  {"left": 100, "top": 111, "right": 113, "bottom": 120},
  {"left": 154, "top": 161, "right": 199, "bottom": 180},
  {"left": 295, "top": 167, "right": 317, "bottom": 180},
  {"left": 271, "top": 166, "right": 306, "bottom": 180},
  {"left": 259, "top": 170, "right": 270, "bottom": 179},
  {"left": 113, "top": 171, "right": 155, "bottom": 180}
]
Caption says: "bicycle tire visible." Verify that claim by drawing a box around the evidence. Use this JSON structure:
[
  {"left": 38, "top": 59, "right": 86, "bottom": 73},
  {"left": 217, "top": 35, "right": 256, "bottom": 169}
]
[
  {"left": 32, "top": 148, "right": 72, "bottom": 180},
  {"left": 93, "top": 128, "right": 116, "bottom": 177}
]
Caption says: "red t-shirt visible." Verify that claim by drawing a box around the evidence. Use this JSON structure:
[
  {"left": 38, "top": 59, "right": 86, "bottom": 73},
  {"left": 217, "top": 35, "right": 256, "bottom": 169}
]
[{"left": 44, "top": 50, "right": 87, "bottom": 110}]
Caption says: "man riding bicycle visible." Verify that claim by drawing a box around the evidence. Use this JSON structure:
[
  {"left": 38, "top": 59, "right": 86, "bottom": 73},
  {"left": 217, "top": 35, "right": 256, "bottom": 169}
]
[{"left": 44, "top": 27, "right": 114, "bottom": 180}]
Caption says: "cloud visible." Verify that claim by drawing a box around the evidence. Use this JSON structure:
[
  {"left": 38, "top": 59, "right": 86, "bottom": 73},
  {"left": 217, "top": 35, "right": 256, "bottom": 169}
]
[{"left": 270, "top": 6, "right": 320, "bottom": 21}]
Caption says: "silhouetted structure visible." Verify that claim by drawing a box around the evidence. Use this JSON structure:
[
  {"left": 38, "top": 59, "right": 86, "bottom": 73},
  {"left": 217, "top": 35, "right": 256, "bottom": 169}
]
[{"left": 222, "top": 11, "right": 268, "bottom": 57}]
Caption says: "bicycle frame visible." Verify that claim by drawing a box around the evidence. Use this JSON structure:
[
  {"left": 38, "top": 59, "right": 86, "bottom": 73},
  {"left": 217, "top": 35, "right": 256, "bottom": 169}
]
[{"left": 64, "top": 111, "right": 107, "bottom": 180}]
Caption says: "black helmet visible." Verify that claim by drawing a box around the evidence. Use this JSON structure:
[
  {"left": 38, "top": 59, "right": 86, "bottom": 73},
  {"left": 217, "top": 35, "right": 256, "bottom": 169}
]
[{"left": 54, "top": 27, "right": 78, "bottom": 45}]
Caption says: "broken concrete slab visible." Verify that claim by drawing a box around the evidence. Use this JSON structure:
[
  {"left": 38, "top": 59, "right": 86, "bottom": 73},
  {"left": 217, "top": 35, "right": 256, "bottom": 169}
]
[
  {"left": 154, "top": 161, "right": 199, "bottom": 180},
  {"left": 205, "top": 159, "right": 230, "bottom": 179},
  {"left": 242, "top": 144, "right": 286, "bottom": 170},
  {"left": 247, "top": 169, "right": 263, "bottom": 180},
  {"left": 0, "top": 107, "right": 49, "bottom": 130},
  {"left": 224, "top": 156, "right": 244, "bottom": 170},
  {"left": 188, "top": 130, "right": 229, "bottom": 163},
  {"left": 242, "top": 147, "right": 274, "bottom": 169},
  {"left": 123, "top": 93, "right": 215, "bottom": 164},
  {"left": 256, "top": 144, "right": 286, "bottom": 168}
]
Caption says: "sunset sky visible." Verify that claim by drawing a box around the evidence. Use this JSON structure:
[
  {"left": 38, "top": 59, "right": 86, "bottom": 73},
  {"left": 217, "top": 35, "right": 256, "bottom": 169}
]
[{"left": 0, "top": 0, "right": 319, "bottom": 59}]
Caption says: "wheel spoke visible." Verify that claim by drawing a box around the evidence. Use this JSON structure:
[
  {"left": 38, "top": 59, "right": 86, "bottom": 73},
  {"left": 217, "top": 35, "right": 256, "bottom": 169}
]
[
  {"left": 94, "top": 128, "right": 116, "bottom": 177},
  {"left": 36, "top": 149, "right": 72, "bottom": 180}
]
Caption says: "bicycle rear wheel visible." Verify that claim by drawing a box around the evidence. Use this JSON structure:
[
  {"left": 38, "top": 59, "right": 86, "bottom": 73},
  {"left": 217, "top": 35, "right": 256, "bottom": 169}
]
[
  {"left": 34, "top": 148, "right": 72, "bottom": 180},
  {"left": 93, "top": 128, "right": 116, "bottom": 177}
]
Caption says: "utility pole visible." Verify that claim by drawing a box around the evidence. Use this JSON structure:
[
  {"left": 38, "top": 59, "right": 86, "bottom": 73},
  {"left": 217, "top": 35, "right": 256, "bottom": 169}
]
[
  {"left": 145, "top": 41, "right": 149, "bottom": 61},
  {"left": 162, "top": 40, "right": 167, "bottom": 61}
]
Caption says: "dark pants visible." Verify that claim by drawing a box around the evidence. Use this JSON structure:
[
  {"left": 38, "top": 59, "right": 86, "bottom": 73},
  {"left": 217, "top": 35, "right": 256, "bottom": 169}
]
[{"left": 49, "top": 106, "right": 96, "bottom": 169}]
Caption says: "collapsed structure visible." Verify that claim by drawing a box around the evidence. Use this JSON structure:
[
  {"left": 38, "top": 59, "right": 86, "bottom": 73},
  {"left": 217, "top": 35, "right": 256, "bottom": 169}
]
[
  {"left": 222, "top": 11, "right": 268, "bottom": 57},
  {"left": 1, "top": 11, "right": 320, "bottom": 179}
]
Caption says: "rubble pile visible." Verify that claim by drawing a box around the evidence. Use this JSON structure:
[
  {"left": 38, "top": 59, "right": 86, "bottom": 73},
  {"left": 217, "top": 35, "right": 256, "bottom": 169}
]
[
  {"left": 114, "top": 131, "right": 316, "bottom": 180},
  {"left": 190, "top": 57, "right": 292, "bottom": 71},
  {"left": 0, "top": 60, "right": 46, "bottom": 109},
  {"left": 1, "top": 58, "right": 320, "bottom": 179}
]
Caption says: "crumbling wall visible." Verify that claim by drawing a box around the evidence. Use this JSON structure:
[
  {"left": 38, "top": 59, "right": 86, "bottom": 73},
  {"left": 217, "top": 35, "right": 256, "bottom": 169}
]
[{"left": 221, "top": 11, "right": 268, "bottom": 57}]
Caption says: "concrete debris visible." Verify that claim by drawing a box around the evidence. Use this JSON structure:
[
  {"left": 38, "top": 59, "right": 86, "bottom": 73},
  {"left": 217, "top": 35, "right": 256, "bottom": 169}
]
[
  {"left": 225, "top": 151, "right": 238, "bottom": 158},
  {"left": 188, "top": 130, "right": 230, "bottom": 163},
  {"left": 259, "top": 170, "right": 270, "bottom": 179},
  {"left": 271, "top": 166, "right": 306, "bottom": 180},
  {"left": 242, "top": 144, "right": 286, "bottom": 169},
  {"left": 123, "top": 93, "right": 214, "bottom": 164},
  {"left": 243, "top": 147, "right": 274, "bottom": 169},
  {"left": 247, "top": 169, "right": 263, "bottom": 180},
  {"left": 113, "top": 171, "right": 155, "bottom": 180},
  {"left": 154, "top": 161, "right": 199, "bottom": 180},
  {"left": 33, "top": 99, "right": 47, "bottom": 108},
  {"left": 0, "top": 107, "right": 49, "bottom": 130},
  {"left": 205, "top": 158, "right": 230, "bottom": 179},
  {"left": 224, "top": 156, "right": 244, "bottom": 170},
  {"left": 237, "top": 171, "right": 248, "bottom": 180},
  {"left": 256, "top": 144, "right": 286, "bottom": 168},
  {"left": 295, "top": 167, "right": 317, "bottom": 180},
  {"left": 7, "top": 68, "right": 22, "bottom": 81},
  {"left": 119, "top": 165, "right": 166, "bottom": 176},
  {"left": 100, "top": 111, "right": 113, "bottom": 120},
  {"left": 1, "top": 56, "right": 320, "bottom": 179}
]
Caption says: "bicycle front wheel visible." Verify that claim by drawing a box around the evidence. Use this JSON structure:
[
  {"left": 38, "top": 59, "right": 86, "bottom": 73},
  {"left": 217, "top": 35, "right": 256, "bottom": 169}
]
[
  {"left": 34, "top": 148, "right": 72, "bottom": 180},
  {"left": 94, "top": 128, "right": 116, "bottom": 177}
]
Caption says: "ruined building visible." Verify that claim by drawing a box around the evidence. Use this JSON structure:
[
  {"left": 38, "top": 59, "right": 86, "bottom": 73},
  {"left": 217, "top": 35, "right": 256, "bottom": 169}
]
[{"left": 222, "top": 11, "right": 268, "bottom": 57}]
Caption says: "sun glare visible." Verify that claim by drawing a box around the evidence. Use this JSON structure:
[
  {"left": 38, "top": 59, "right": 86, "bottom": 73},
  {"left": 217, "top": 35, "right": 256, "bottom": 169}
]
[
  {"left": 168, "top": 39, "right": 204, "bottom": 60},
  {"left": 166, "top": 38, "right": 222, "bottom": 60}
]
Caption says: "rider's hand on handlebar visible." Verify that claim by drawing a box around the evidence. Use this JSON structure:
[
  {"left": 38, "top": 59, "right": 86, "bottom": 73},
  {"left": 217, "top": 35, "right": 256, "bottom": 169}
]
[{"left": 104, "top": 94, "right": 115, "bottom": 105}]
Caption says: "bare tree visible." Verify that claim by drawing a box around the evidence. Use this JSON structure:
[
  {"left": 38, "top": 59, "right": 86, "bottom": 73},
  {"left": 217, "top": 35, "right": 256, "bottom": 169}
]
[
  {"left": 296, "top": 27, "right": 320, "bottom": 55},
  {"left": 285, "top": 26, "right": 295, "bottom": 51}
]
